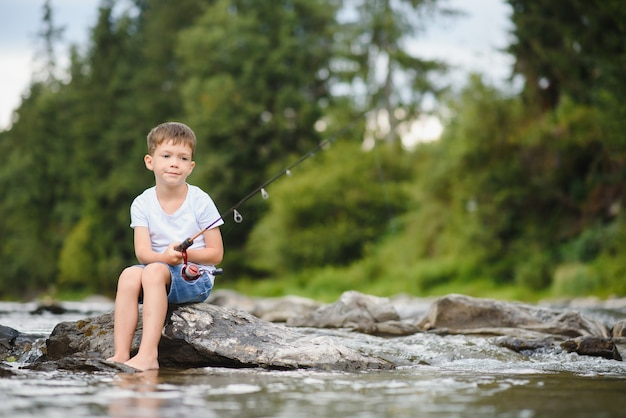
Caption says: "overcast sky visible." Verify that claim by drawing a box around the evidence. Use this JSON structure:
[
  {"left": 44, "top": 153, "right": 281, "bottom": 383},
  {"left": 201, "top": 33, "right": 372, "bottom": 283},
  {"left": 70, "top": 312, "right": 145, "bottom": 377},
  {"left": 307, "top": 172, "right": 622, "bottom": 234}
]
[{"left": 0, "top": 0, "right": 513, "bottom": 130}]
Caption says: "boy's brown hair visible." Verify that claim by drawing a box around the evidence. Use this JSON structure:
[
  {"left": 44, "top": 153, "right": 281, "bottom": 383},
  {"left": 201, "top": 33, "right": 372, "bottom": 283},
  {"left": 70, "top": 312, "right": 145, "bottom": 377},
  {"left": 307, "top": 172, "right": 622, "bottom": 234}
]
[{"left": 147, "top": 122, "right": 197, "bottom": 156}]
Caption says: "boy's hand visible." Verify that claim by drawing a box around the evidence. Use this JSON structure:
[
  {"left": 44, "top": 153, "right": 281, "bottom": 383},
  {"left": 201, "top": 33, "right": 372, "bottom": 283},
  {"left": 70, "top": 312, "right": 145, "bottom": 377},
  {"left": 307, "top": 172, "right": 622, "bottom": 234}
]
[{"left": 163, "top": 243, "right": 184, "bottom": 265}]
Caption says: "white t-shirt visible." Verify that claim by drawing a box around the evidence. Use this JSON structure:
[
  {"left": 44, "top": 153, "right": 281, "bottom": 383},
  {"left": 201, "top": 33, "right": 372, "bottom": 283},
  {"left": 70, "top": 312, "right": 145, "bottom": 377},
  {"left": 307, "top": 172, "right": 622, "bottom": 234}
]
[{"left": 130, "top": 184, "right": 223, "bottom": 268}]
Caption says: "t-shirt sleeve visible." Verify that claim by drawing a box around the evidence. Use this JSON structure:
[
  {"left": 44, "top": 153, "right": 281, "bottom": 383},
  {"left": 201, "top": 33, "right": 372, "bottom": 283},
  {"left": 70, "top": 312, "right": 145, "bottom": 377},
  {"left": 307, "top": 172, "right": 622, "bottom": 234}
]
[
  {"left": 130, "top": 195, "right": 148, "bottom": 229},
  {"left": 195, "top": 189, "right": 224, "bottom": 230}
]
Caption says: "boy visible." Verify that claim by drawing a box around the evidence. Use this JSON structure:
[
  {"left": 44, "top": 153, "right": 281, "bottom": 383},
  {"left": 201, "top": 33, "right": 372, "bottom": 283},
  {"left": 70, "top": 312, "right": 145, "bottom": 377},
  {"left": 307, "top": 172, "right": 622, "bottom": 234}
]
[{"left": 107, "top": 122, "right": 224, "bottom": 371}]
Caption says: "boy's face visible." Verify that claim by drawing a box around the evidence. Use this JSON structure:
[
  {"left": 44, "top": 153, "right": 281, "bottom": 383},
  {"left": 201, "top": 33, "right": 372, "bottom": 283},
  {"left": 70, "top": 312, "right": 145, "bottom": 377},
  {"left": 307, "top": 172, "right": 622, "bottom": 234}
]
[{"left": 144, "top": 140, "right": 195, "bottom": 187}]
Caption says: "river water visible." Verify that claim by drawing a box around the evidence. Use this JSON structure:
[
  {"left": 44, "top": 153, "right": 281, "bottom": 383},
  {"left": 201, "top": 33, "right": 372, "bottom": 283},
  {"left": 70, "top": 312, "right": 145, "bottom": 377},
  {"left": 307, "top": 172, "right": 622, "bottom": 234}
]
[{"left": 1, "top": 299, "right": 626, "bottom": 418}]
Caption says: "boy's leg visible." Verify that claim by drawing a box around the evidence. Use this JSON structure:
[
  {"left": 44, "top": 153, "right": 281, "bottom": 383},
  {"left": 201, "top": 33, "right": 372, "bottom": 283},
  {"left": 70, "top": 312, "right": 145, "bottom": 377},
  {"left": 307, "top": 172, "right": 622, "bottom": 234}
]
[
  {"left": 125, "top": 262, "right": 171, "bottom": 371},
  {"left": 107, "top": 266, "right": 143, "bottom": 363}
]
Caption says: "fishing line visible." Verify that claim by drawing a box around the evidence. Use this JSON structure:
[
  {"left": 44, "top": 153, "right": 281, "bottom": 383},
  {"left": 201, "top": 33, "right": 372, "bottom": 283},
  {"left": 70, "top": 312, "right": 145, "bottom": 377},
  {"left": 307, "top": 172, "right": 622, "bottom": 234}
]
[{"left": 176, "top": 111, "right": 369, "bottom": 277}]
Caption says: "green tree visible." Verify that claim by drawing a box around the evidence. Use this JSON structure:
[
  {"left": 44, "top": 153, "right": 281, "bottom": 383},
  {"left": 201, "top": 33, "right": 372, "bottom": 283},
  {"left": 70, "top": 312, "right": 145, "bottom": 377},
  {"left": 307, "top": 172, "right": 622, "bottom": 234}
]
[
  {"left": 504, "top": 0, "right": 626, "bottom": 295},
  {"left": 176, "top": 0, "right": 341, "bottom": 275},
  {"left": 246, "top": 140, "right": 412, "bottom": 275},
  {"left": 0, "top": 2, "right": 68, "bottom": 297},
  {"left": 333, "top": 0, "right": 454, "bottom": 145},
  {"left": 55, "top": 0, "right": 215, "bottom": 291},
  {"left": 507, "top": 0, "right": 626, "bottom": 111}
]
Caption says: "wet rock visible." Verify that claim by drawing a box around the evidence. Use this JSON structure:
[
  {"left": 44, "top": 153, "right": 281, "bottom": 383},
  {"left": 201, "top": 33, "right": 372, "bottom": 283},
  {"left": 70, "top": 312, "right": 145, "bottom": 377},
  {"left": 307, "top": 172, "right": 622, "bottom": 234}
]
[
  {"left": 561, "top": 337, "right": 622, "bottom": 361},
  {"left": 14, "top": 291, "right": 626, "bottom": 372},
  {"left": 286, "top": 291, "right": 419, "bottom": 336},
  {"left": 43, "top": 303, "right": 394, "bottom": 372},
  {"left": 162, "top": 303, "right": 393, "bottom": 371},
  {"left": 0, "top": 362, "right": 16, "bottom": 377},
  {"left": 23, "top": 353, "right": 138, "bottom": 373},
  {"left": 612, "top": 319, "right": 626, "bottom": 337},
  {"left": 419, "top": 294, "right": 610, "bottom": 338},
  {"left": 45, "top": 312, "right": 138, "bottom": 362},
  {"left": 31, "top": 303, "right": 68, "bottom": 315},
  {"left": 0, "top": 325, "right": 19, "bottom": 350},
  {"left": 494, "top": 336, "right": 554, "bottom": 353},
  {"left": 495, "top": 335, "right": 623, "bottom": 361},
  {"left": 0, "top": 324, "right": 46, "bottom": 362}
]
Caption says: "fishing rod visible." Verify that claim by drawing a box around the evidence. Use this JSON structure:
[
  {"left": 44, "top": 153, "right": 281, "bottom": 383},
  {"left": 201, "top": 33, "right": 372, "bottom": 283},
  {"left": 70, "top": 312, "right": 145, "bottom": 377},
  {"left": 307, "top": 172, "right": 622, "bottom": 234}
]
[{"left": 175, "top": 112, "right": 368, "bottom": 279}]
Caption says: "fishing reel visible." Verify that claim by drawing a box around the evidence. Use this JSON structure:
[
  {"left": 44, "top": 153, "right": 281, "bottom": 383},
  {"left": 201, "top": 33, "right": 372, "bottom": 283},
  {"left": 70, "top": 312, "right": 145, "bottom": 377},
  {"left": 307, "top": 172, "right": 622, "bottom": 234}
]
[
  {"left": 182, "top": 264, "right": 223, "bottom": 281},
  {"left": 180, "top": 247, "right": 223, "bottom": 281}
]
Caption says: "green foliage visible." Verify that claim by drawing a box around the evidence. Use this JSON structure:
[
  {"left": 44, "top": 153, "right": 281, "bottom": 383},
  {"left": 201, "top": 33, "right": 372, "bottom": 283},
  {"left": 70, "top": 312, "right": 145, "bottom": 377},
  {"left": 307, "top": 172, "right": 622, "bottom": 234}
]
[
  {"left": 235, "top": 72, "right": 626, "bottom": 302},
  {"left": 176, "top": 0, "right": 341, "bottom": 276},
  {"left": 2, "top": 0, "right": 625, "bottom": 303},
  {"left": 245, "top": 140, "right": 412, "bottom": 275},
  {"left": 58, "top": 217, "right": 98, "bottom": 289},
  {"left": 506, "top": 0, "right": 626, "bottom": 111},
  {"left": 584, "top": 218, "right": 626, "bottom": 296},
  {"left": 551, "top": 263, "right": 601, "bottom": 297}
]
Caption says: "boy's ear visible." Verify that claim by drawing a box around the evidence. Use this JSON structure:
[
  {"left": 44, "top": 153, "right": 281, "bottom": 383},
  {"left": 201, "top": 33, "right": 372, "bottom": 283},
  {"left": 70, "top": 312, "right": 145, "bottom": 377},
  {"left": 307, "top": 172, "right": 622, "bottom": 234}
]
[{"left": 144, "top": 154, "right": 153, "bottom": 170}]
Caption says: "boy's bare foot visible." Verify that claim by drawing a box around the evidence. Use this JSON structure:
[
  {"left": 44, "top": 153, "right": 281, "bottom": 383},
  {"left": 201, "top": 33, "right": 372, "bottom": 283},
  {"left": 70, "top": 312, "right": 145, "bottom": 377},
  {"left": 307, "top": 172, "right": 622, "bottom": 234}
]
[
  {"left": 124, "top": 356, "right": 159, "bottom": 371},
  {"left": 106, "top": 355, "right": 130, "bottom": 364}
]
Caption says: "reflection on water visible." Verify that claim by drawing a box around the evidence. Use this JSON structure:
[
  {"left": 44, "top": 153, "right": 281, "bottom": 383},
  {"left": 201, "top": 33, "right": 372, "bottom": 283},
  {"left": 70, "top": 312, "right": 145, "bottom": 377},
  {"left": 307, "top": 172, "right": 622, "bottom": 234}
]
[
  {"left": 108, "top": 370, "right": 164, "bottom": 418},
  {"left": 1, "top": 301, "right": 625, "bottom": 417}
]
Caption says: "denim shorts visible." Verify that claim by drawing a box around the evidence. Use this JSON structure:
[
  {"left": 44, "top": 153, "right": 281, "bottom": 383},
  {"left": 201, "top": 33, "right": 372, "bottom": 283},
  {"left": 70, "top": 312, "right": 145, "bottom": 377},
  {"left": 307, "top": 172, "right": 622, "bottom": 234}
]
[{"left": 137, "top": 263, "right": 215, "bottom": 305}]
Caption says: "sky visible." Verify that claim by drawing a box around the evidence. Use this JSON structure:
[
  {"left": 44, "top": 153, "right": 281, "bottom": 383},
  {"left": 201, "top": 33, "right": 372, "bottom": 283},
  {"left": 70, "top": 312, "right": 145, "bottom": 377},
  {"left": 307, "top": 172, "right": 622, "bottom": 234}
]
[{"left": 0, "top": 0, "right": 514, "bottom": 131}]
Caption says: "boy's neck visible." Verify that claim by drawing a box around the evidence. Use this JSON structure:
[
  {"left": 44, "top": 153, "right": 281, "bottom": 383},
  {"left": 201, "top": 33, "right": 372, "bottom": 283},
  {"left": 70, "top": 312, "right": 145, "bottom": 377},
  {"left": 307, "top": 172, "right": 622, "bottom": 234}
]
[{"left": 155, "top": 182, "right": 188, "bottom": 214}]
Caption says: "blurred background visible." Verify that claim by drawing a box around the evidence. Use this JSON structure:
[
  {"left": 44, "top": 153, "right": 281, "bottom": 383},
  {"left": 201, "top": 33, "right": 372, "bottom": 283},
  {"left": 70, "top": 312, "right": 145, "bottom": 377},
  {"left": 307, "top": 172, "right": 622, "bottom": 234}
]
[{"left": 0, "top": 0, "right": 624, "bottom": 303}]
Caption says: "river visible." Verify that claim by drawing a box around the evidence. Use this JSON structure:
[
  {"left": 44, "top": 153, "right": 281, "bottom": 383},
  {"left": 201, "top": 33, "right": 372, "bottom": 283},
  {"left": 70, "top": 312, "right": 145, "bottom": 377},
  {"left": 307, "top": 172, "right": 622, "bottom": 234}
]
[{"left": 1, "top": 299, "right": 625, "bottom": 417}]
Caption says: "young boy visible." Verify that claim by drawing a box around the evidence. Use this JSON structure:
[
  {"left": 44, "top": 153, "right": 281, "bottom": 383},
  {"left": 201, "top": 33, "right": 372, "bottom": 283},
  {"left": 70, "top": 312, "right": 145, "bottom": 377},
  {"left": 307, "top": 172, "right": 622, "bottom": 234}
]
[{"left": 107, "top": 122, "right": 224, "bottom": 371}]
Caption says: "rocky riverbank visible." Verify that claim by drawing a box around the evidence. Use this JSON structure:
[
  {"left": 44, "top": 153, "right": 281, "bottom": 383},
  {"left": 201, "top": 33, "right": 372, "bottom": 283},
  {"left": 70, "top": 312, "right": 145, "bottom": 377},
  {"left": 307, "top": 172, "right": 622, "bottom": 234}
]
[{"left": 1, "top": 291, "right": 625, "bottom": 375}]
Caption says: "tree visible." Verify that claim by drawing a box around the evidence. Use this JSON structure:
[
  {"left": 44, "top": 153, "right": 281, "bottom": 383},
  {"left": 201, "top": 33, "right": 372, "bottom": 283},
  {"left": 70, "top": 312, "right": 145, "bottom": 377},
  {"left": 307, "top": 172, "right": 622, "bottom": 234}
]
[
  {"left": 245, "top": 140, "right": 412, "bottom": 275},
  {"left": 506, "top": 0, "right": 626, "bottom": 112},
  {"left": 56, "top": 0, "right": 214, "bottom": 290},
  {"left": 506, "top": 0, "right": 626, "bottom": 267},
  {"left": 176, "top": 0, "right": 341, "bottom": 275},
  {"left": 0, "top": 2, "right": 68, "bottom": 296},
  {"left": 36, "top": 0, "right": 65, "bottom": 83},
  {"left": 333, "top": 0, "right": 454, "bottom": 145}
]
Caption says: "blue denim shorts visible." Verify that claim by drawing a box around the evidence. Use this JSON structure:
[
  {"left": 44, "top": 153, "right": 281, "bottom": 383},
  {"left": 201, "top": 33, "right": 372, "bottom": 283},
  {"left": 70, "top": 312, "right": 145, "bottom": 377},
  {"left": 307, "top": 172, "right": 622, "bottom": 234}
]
[{"left": 137, "top": 263, "right": 215, "bottom": 305}]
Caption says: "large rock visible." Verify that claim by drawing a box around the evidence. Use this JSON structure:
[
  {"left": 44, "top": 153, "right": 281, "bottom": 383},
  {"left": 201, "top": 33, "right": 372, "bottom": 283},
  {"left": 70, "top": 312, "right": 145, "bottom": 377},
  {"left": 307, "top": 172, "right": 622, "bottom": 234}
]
[
  {"left": 287, "top": 290, "right": 421, "bottom": 336},
  {"left": 12, "top": 291, "right": 625, "bottom": 371},
  {"left": 44, "top": 302, "right": 393, "bottom": 372},
  {"left": 419, "top": 294, "right": 610, "bottom": 338}
]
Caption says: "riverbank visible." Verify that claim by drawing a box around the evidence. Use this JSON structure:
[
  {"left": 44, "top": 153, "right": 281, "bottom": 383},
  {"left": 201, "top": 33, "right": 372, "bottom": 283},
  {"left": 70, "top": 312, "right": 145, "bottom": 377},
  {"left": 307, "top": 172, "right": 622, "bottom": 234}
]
[{"left": 2, "top": 291, "right": 626, "bottom": 417}]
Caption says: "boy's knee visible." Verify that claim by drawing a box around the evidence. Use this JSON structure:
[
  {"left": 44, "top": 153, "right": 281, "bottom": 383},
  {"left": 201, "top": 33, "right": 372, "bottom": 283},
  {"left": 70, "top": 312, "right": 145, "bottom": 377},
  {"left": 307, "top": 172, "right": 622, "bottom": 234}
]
[
  {"left": 117, "top": 266, "right": 142, "bottom": 287},
  {"left": 142, "top": 263, "right": 170, "bottom": 285},
  {"left": 119, "top": 266, "right": 142, "bottom": 280}
]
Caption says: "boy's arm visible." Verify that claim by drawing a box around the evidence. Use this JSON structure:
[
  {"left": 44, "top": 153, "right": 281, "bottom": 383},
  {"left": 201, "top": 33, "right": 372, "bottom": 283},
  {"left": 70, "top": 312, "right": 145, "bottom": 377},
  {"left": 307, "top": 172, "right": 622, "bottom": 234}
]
[
  {"left": 185, "top": 227, "right": 224, "bottom": 266},
  {"left": 133, "top": 226, "right": 183, "bottom": 266}
]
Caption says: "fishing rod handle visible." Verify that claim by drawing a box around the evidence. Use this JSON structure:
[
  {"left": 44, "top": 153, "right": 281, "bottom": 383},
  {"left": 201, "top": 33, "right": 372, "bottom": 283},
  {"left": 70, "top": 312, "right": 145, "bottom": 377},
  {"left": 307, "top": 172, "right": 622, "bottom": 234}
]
[{"left": 175, "top": 238, "right": 194, "bottom": 252}]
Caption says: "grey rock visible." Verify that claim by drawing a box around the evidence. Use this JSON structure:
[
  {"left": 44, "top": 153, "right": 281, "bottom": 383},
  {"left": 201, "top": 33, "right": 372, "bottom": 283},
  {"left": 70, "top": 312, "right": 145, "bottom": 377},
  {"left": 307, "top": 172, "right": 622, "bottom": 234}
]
[
  {"left": 418, "top": 294, "right": 610, "bottom": 338},
  {"left": 286, "top": 290, "right": 419, "bottom": 335},
  {"left": 612, "top": 319, "right": 626, "bottom": 337},
  {"left": 0, "top": 324, "right": 46, "bottom": 363},
  {"left": 561, "top": 336, "right": 622, "bottom": 361},
  {"left": 44, "top": 302, "right": 394, "bottom": 372}
]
